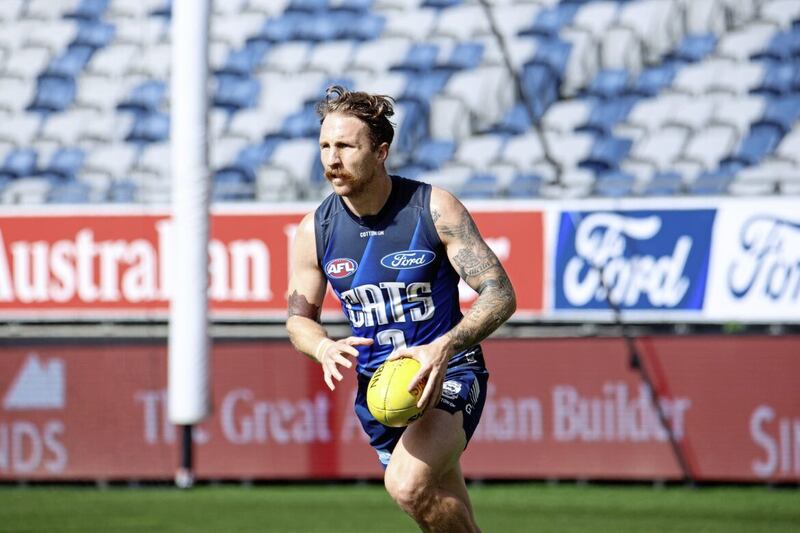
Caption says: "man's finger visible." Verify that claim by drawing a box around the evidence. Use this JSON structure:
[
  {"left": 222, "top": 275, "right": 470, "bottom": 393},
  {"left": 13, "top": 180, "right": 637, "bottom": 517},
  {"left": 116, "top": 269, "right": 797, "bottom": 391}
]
[
  {"left": 323, "top": 372, "right": 335, "bottom": 391},
  {"left": 329, "top": 363, "right": 343, "bottom": 382},
  {"left": 333, "top": 353, "right": 353, "bottom": 369},
  {"left": 335, "top": 342, "right": 360, "bottom": 358},
  {"left": 387, "top": 348, "right": 412, "bottom": 361},
  {"left": 417, "top": 379, "right": 436, "bottom": 410},
  {"left": 342, "top": 336, "right": 374, "bottom": 346},
  {"left": 407, "top": 368, "right": 427, "bottom": 393}
]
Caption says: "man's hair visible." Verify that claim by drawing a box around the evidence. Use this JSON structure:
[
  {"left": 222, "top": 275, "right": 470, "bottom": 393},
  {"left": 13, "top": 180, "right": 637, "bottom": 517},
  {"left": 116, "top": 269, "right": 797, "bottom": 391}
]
[{"left": 316, "top": 85, "right": 395, "bottom": 149}]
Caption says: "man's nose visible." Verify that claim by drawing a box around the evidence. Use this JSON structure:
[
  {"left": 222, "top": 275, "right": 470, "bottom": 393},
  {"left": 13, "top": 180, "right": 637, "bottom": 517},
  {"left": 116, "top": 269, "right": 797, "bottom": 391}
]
[{"left": 326, "top": 148, "right": 341, "bottom": 166}]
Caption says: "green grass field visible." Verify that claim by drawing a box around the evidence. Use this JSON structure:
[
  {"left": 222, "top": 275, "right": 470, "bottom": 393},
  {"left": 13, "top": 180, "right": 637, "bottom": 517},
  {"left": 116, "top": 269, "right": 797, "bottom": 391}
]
[{"left": 0, "top": 482, "right": 797, "bottom": 532}]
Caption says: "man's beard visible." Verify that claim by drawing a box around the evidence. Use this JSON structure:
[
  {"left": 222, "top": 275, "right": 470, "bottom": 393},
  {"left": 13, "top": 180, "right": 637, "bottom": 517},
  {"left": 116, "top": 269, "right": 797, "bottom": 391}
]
[{"left": 325, "top": 168, "right": 367, "bottom": 197}]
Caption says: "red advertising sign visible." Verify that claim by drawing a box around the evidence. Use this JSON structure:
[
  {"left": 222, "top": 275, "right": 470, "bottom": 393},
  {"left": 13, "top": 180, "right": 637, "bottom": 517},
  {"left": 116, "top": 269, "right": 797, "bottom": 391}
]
[
  {"left": 1, "top": 336, "right": 797, "bottom": 482},
  {"left": 0, "top": 207, "right": 544, "bottom": 320}
]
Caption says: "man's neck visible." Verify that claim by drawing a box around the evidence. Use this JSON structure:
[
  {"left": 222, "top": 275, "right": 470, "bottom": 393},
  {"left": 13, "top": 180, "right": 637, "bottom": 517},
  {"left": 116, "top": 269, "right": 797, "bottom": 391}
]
[{"left": 342, "top": 172, "right": 392, "bottom": 218}]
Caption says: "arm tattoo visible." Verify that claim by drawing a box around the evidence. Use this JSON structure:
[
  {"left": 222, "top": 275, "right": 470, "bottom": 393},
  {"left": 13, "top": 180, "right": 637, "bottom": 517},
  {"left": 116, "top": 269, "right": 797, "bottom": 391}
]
[
  {"left": 287, "top": 290, "right": 321, "bottom": 321},
  {"left": 431, "top": 208, "right": 441, "bottom": 224},
  {"left": 448, "top": 272, "right": 514, "bottom": 353},
  {"left": 437, "top": 210, "right": 499, "bottom": 280}
]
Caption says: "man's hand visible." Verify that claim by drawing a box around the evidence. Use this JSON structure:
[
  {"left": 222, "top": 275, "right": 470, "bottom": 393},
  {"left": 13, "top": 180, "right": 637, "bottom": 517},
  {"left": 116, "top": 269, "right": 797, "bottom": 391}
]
[
  {"left": 388, "top": 339, "right": 452, "bottom": 411},
  {"left": 318, "top": 336, "right": 373, "bottom": 390}
]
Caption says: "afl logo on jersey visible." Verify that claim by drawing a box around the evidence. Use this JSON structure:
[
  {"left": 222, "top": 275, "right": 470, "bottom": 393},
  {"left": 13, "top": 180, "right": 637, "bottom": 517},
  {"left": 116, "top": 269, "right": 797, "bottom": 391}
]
[
  {"left": 326, "top": 258, "right": 358, "bottom": 279},
  {"left": 381, "top": 250, "right": 436, "bottom": 270}
]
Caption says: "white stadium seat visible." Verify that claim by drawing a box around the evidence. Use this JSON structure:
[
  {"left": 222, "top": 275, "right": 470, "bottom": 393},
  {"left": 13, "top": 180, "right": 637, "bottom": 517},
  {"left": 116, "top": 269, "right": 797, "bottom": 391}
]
[
  {"left": 383, "top": 9, "right": 437, "bottom": 41},
  {"left": 571, "top": 1, "right": 619, "bottom": 40},
  {"left": 715, "top": 23, "right": 776, "bottom": 62},
  {"left": 709, "top": 94, "right": 766, "bottom": 137},
  {"left": 680, "top": 0, "right": 727, "bottom": 35},
  {"left": 760, "top": 0, "right": 800, "bottom": 29},
  {"left": 629, "top": 127, "right": 689, "bottom": 171},
  {"left": 678, "top": 125, "right": 738, "bottom": 171},
  {"left": 349, "top": 38, "right": 412, "bottom": 75},
  {"left": 1, "top": 177, "right": 51, "bottom": 204},
  {"left": 542, "top": 99, "right": 594, "bottom": 135},
  {"left": 0, "top": 114, "right": 41, "bottom": 146},
  {"left": 0, "top": 77, "right": 35, "bottom": 114},
  {"left": 3, "top": 47, "right": 51, "bottom": 80}
]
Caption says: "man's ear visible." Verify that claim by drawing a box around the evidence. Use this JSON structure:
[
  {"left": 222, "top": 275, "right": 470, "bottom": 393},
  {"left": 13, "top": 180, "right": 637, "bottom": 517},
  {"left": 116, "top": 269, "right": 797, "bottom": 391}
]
[{"left": 376, "top": 142, "right": 389, "bottom": 163}]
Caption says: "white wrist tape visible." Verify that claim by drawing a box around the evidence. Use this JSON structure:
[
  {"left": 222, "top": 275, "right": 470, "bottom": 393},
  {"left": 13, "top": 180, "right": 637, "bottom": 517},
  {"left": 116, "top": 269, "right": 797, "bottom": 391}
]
[{"left": 314, "top": 338, "right": 334, "bottom": 362}]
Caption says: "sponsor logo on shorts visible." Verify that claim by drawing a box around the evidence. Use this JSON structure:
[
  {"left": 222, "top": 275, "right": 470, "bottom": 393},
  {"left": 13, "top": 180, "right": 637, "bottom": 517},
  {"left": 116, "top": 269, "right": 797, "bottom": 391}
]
[
  {"left": 325, "top": 258, "right": 358, "bottom": 279},
  {"left": 380, "top": 250, "right": 436, "bottom": 270},
  {"left": 442, "top": 381, "right": 462, "bottom": 401}
]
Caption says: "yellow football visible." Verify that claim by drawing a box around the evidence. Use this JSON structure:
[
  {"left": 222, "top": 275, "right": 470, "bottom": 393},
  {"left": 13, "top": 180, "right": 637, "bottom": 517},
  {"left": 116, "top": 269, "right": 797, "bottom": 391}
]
[{"left": 367, "top": 357, "right": 425, "bottom": 427}]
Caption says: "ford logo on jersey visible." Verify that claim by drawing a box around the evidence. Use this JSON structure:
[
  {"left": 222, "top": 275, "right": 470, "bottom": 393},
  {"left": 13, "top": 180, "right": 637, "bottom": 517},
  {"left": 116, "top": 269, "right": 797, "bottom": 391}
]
[
  {"left": 381, "top": 250, "right": 436, "bottom": 270},
  {"left": 326, "top": 258, "right": 358, "bottom": 279}
]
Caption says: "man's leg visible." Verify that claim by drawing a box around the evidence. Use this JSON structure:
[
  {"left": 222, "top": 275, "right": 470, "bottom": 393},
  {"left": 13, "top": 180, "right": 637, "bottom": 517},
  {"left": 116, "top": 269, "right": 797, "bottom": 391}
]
[{"left": 384, "top": 408, "right": 479, "bottom": 533}]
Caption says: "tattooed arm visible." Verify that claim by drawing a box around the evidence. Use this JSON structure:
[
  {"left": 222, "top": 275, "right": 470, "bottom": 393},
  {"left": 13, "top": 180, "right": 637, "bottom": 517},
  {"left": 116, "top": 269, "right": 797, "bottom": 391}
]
[
  {"left": 432, "top": 188, "right": 516, "bottom": 353},
  {"left": 286, "top": 213, "right": 372, "bottom": 390},
  {"left": 390, "top": 187, "right": 516, "bottom": 410}
]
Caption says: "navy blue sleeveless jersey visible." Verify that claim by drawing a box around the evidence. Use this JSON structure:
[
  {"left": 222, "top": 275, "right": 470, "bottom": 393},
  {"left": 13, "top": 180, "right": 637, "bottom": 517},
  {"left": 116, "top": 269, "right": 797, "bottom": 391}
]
[{"left": 314, "top": 175, "right": 473, "bottom": 375}]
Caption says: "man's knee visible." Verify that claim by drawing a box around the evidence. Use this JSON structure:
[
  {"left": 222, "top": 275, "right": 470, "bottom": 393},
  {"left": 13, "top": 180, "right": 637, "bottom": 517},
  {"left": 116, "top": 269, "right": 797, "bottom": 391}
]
[{"left": 384, "top": 469, "right": 433, "bottom": 518}]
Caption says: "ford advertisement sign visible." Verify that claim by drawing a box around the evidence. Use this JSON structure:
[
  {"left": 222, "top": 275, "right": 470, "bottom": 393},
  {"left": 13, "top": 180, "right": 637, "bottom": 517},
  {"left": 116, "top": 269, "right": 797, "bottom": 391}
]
[{"left": 554, "top": 209, "right": 716, "bottom": 311}]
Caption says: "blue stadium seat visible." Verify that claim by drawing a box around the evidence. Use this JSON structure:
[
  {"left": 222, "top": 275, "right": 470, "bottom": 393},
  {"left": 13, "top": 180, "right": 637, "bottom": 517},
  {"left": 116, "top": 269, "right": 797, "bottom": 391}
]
[
  {"left": 725, "top": 123, "right": 783, "bottom": 166},
  {"left": 255, "top": 12, "right": 306, "bottom": 43},
  {"left": 583, "top": 69, "right": 629, "bottom": 99},
  {"left": 628, "top": 63, "right": 678, "bottom": 96},
  {"left": 150, "top": 0, "right": 172, "bottom": 19},
  {"left": 751, "top": 61, "right": 798, "bottom": 96},
  {"left": 40, "top": 148, "right": 86, "bottom": 181},
  {"left": 576, "top": 96, "right": 638, "bottom": 136},
  {"left": 506, "top": 173, "right": 544, "bottom": 198},
  {"left": 74, "top": 21, "right": 115, "bottom": 49},
  {"left": 752, "top": 30, "right": 800, "bottom": 61},
  {"left": 281, "top": 103, "right": 320, "bottom": 138},
  {"left": 228, "top": 140, "right": 282, "bottom": 182},
  {"left": 641, "top": 171, "right": 683, "bottom": 196},
  {"left": 688, "top": 170, "right": 733, "bottom": 195},
  {"left": 401, "top": 70, "right": 451, "bottom": 107},
  {"left": 459, "top": 173, "right": 500, "bottom": 199},
  {"left": 217, "top": 40, "right": 270, "bottom": 77},
  {"left": 295, "top": 13, "right": 343, "bottom": 42},
  {"left": 526, "top": 38, "right": 572, "bottom": 80},
  {"left": 594, "top": 170, "right": 635, "bottom": 197},
  {"left": 520, "top": 64, "right": 559, "bottom": 120},
  {"left": 412, "top": 139, "right": 455, "bottom": 170},
  {"left": 44, "top": 45, "right": 95, "bottom": 79},
  {"left": 667, "top": 34, "right": 717, "bottom": 63},
  {"left": 394, "top": 100, "right": 428, "bottom": 155},
  {"left": 213, "top": 171, "right": 255, "bottom": 201},
  {"left": 393, "top": 43, "right": 439, "bottom": 73},
  {"left": 345, "top": 13, "right": 384, "bottom": 41},
  {"left": 0, "top": 149, "right": 38, "bottom": 179},
  {"left": 118, "top": 80, "right": 167, "bottom": 113},
  {"left": 756, "top": 94, "right": 800, "bottom": 134},
  {"left": 519, "top": 4, "right": 579, "bottom": 39},
  {"left": 486, "top": 103, "right": 532, "bottom": 136},
  {"left": 108, "top": 180, "right": 137, "bottom": 202},
  {"left": 28, "top": 77, "right": 76, "bottom": 113},
  {"left": 126, "top": 112, "right": 170, "bottom": 144},
  {"left": 48, "top": 182, "right": 91, "bottom": 203},
  {"left": 65, "top": 0, "right": 109, "bottom": 21},
  {"left": 579, "top": 136, "right": 632, "bottom": 173},
  {"left": 333, "top": 0, "right": 374, "bottom": 12},
  {"left": 288, "top": 0, "right": 329, "bottom": 12},
  {"left": 439, "top": 42, "right": 484, "bottom": 71},
  {"left": 213, "top": 75, "right": 260, "bottom": 112},
  {"left": 422, "top": 0, "right": 462, "bottom": 8}
]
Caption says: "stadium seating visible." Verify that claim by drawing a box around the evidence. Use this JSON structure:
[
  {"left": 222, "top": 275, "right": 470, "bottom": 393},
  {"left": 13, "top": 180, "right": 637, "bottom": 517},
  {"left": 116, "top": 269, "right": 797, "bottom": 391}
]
[{"left": 0, "top": 0, "right": 798, "bottom": 203}]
